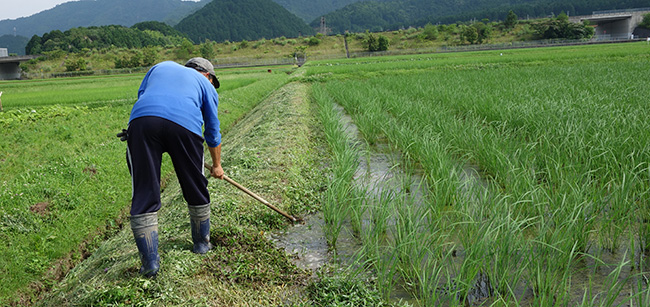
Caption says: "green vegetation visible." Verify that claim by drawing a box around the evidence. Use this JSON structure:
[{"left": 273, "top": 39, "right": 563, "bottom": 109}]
[
  {"left": 2, "top": 40, "right": 649, "bottom": 306},
  {"left": 0, "top": 35, "right": 30, "bottom": 56},
  {"left": 174, "top": 0, "right": 315, "bottom": 43},
  {"left": 32, "top": 79, "right": 340, "bottom": 306},
  {"left": 0, "top": 0, "right": 207, "bottom": 38},
  {"left": 25, "top": 24, "right": 188, "bottom": 55},
  {"left": 19, "top": 17, "right": 578, "bottom": 77},
  {"left": 315, "top": 0, "right": 650, "bottom": 34},
  {"left": 0, "top": 66, "right": 296, "bottom": 304},
  {"left": 308, "top": 42, "right": 650, "bottom": 305},
  {"left": 531, "top": 12, "right": 594, "bottom": 40},
  {"left": 640, "top": 12, "right": 650, "bottom": 29},
  {"left": 273, "top": 0, "right": 364, "bottom": 23}
]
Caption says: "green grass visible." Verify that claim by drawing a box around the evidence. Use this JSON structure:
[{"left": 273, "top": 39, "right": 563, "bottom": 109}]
[
  {"left": 35, "top": 81, "right": 337, "bottom": 306},
  {"left": 3, "top": 41, "right": 650, "bottom": 306},
  {"left": 309, "top": 41, "right": 650, "bottom": 305},
  {"left": 0, "top": 65, "right": 294, "bottom": 304}
]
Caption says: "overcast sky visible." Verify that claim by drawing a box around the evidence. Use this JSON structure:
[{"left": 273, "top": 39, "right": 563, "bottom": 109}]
[{"left": 0, "top": 0, "right": 200, "bottom": 21}]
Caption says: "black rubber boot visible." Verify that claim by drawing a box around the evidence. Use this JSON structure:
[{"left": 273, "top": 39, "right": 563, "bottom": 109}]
[
  {"left": 130, "top": 212, "right": 160, "bottom": 278},
  {"left": 188, "top": 204, "right": 212, "bottom": 254}
]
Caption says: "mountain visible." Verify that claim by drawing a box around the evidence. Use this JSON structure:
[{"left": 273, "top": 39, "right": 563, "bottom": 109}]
[
  {"left": 271, "top": 0, "right": 365, "bottom": 23},
  {"left": 314, "top": 0, "right": 650, "bottom": 34},
  {"left": 0, "top": 0, "right": 208, "bottom": 38},
  {"left": 175, "top": 0, "right": 315, "bottom": 43},
  {"left": 0, "top": 35, "right": 30, "bottom": 55}
]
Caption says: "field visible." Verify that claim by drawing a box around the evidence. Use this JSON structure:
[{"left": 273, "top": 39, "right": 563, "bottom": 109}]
[
  {"left": 0, "top": 42, "right": 649, "bottom": 305},
  {"left": 311, "top": 42, "right": 650, "bottom": 305}
]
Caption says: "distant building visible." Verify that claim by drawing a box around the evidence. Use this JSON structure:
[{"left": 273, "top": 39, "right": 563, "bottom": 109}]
[{"left": 0, "top": 48, "right": 8, "bottom": 57}]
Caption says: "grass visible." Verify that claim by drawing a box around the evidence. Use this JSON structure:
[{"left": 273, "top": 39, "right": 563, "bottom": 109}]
[
  {"left": 3, "top": 40, "right": 650, "bottom": 306},
  {"left": 31, "top": 80, "right": 335, "bottom": 305},
  {"left": 0, "top": 65, "right": 296, "bottom": 304},
  {"left": 309, "top": 41, "right": 650, "bottom": 305}
]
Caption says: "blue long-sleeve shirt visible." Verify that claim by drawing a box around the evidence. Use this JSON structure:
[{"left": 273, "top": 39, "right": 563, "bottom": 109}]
[{"left": 129, "top": 61, "right": 221, "bottom": 147}]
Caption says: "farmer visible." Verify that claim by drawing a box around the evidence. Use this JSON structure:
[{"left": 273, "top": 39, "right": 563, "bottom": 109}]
[{"left": 120, "top": 58, "right": 223, "bottom": 278}]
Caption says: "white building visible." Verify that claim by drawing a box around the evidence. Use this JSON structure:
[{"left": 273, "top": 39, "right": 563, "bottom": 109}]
[{"left": 0, "top": 48, "right": 8, "bottom": 57}]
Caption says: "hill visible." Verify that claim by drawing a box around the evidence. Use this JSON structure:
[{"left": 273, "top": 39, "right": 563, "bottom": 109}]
[
  {"left": 0, "top": 34, "right": 29, "bottom": 55},
  {"left": 314, "top": 0, "right": 650, "bottom": 34},
  {"left": 271, "top": 0, "right": 365, "bottom": 23},
  {"left": 175, "top": 0, "right": 315, "bottom": 43},
  {"left": 0, "top": 0, "right": 208, "bottom": 38},
  {"left": 25, "top": 22, "right": 189, "bottom": 55}
]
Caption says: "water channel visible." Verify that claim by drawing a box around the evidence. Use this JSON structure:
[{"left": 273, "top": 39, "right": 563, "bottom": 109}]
[{"left": 267, "top": 103, "right": 650, "bottom": 305}]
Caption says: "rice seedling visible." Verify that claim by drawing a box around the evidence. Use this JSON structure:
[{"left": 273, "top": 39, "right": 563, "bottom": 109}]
[{"left": 308, "top": 42, "right": 650, "bottom": 304}]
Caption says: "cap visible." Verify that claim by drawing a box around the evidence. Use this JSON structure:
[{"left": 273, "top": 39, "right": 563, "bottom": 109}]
[{"left": 185, "top": 57, "right": 220, "bottom": 89}]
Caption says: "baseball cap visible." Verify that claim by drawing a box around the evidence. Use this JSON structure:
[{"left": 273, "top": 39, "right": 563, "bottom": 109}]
[{"left": 185, "top": 57, "right": 220, "bottom": 89}]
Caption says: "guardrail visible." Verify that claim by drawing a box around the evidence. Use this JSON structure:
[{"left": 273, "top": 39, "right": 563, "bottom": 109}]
[{"left": 593, "top": 7, "right": 650, "bottom": 15}]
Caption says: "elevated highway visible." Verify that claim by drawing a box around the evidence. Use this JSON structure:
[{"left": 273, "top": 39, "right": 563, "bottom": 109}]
[
  {"left": 0, "top": 54, "right": 38, "bottom": 80},
  {"left": 570, "top": 8, "right": 650, "bottom": 40}
]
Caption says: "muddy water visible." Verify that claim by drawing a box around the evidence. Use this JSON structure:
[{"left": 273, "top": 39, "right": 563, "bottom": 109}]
[
  {"left": 268, "top": 103, "right": 490, "bottom": 305},
  {"left": 269, "top": 103, "right": 431, "bottom": 306},
  {"left": 268, "top": 103, "right": 647, "bottom": 305}
]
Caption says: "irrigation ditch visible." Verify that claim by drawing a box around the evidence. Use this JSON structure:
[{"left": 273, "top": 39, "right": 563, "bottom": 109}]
[
  {"left": 269, "top": 102, "right": 499, "bottom": 305},
  {"left": 271, "top": 93, "right": 650, "bottom": 306}
]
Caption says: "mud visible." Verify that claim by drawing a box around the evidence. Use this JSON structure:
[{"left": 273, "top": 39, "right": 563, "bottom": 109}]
[{"left": 269, "top": 103, "right": 647, "bottom": 305}]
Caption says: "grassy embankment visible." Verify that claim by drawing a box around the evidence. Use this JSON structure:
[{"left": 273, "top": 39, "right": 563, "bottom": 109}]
[
  {"left": 0, "top": 65, "right": 307, "bottom": 304},
  {"left": 20, "top": 20, "right": 539, "bottom": 76},
  {"left": 309, "top": 42, "right": 650, "bottom": 305}
]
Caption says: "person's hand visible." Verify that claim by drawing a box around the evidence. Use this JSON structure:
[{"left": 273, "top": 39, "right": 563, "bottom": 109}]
[
  {"left": 116, "top": 129, "right": 127, "bottom": 141},
  {"left": 210, "top": 165, "right": 224, "bottom": 179}
]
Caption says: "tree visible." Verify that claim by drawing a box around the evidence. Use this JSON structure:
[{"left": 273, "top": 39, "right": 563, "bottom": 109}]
[
  {"left": 640, "top": 13, "right": 650, "bottom": 29},
  {"left": 365, "top": 31, "right": 389, "bottom": 52},
  {"left": 377, "top": 35, "right": 389, "bottom": 51},
  {"left": 461, "top": 26, "right": 478, "bottom": 44},
  {"left": 176, "top": 38, "right": 195, "bottom": 59},
  {"left": 65, "top": 57, "right": 87, "bottom": 71},
  {"left": 366, "top": 31, "right": 378, "bottom": 51},
  {"left": 423, "top": 23, "right": 439, "bottom": 40},
  {"left": 532, "top": 16, "right": 594, "bottom": 40},
  {"left": 200, "top": 40, "right": 216, "bottom": 59},
  {"left": 504, "top": 10, "right": 518, "bottom": 30},
  {"left": 308, "top": 36, "right": 321, "bottom": 46},
  {"left": 25, "top": 35, "right": 43, "bottom": 55},
  {"left": 474, "top": 22, "right": 492, "bottom": 44}
]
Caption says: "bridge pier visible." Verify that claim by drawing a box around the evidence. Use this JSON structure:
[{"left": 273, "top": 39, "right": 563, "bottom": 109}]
[
  {"left": 0, "top": 55, "right": 38, "bottom": 80},
  {"left": 0, "top": 61, "right": 21, "bottom": 80},
  {"left": 572, "top": 8, "right": 650, "bottom": 40}
]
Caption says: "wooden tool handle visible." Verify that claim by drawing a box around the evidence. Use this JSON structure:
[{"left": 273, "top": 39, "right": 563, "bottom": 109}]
[{"left": 204, "top": 163, "right": 298, "bottom": 222}]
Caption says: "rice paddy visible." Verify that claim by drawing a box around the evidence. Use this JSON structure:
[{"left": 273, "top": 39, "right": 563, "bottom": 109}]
[{"left": 308, "top": 42, "right": 650, "bottom": 305}]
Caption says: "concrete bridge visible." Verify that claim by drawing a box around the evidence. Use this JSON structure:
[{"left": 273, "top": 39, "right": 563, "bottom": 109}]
[
  {"left": 0, "top": 49, "right": 38, "bottom": 80},
  {"left": 570, "top": 8, "right": 650, "bottom": 40}
]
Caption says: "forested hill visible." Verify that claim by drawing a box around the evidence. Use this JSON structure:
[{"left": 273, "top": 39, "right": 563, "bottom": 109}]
[
  {"left": 314, "top": 0, "right": 650, "bottom": 34},
  {"left": 175, "top": 0, "right": 315, "bottom": 43},
  {"left": 0, "top": 0, "right": 208, "bottom": 37},
  {"left": 271, "top": 0, "right": 364, "bottom": 23}
]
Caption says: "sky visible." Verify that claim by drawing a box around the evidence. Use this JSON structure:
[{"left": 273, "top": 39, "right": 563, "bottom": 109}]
[
  {"left": 0, "top": 0, "right": 201, "bottom": 21},
  {"left": 0, "top": 0, "right": 74, "bottom": 21}
]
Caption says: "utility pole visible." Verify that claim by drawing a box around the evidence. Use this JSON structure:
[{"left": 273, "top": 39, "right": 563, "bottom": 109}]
[
  {"left": 344, "top": 32, "right": 350, "bottom": 58},
  {"left": 320, "top": 17, "right": 327, "bottom": 35}
]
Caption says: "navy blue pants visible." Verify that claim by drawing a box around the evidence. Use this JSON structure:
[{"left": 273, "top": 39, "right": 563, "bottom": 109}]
[{"left": 127, "top": 116, "right": 209, "bottom": 215}]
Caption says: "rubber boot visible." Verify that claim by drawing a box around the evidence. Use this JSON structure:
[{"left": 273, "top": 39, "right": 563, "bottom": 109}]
[
  {"left": 188, "top": 204, "right": 212, "bottom": 254},
  {"left": 130, "top": 212, "right": 160, "bottom": 277}
]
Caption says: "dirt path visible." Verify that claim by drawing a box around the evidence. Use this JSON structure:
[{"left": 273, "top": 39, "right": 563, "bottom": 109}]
[{"left": 37, "top": 82, "right": 331, "bottom": 306}]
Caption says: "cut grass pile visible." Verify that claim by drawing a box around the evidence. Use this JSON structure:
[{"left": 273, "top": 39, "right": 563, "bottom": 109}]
[{"left": 0, "top": 65, "right": 295, "bottom": 304}]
